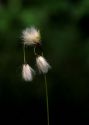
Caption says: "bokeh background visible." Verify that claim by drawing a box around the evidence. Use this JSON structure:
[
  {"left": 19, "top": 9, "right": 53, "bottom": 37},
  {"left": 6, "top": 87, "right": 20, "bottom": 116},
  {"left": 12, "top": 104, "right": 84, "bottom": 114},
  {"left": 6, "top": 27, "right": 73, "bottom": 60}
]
[{"left": 0, "top": 0, "right": 89, "bottom": 124}]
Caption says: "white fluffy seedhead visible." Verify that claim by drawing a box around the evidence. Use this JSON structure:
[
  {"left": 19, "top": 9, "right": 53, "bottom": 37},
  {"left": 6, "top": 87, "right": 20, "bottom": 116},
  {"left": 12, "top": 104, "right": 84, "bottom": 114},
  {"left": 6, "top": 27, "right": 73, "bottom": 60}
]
[
  {"left": 22, "top": 27, "right": 41, "bottom": 45},
  {"left": 22, "top": 64, "right": 35, "bottom": 81},
  {"left": 36, "top": 56, "right": 51, "bottom": 74}
]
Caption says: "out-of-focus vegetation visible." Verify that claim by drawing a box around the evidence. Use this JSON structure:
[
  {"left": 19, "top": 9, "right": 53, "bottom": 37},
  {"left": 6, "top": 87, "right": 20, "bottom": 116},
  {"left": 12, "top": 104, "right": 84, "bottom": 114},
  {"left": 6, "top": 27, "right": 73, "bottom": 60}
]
[{"left": 0, "top": 0, "right": 89, "bottom": 124}]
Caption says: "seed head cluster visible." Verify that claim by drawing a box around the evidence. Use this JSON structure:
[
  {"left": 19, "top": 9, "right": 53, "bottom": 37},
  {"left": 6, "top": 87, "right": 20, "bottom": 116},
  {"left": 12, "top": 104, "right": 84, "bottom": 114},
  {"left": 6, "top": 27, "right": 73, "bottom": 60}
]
[
  {"left": 21, "top": 27, "right": 51, "bottom": 81},
  {"left": 22, "top": 27, "right": 41, "bottom": 45},
  {"left": 22, "top": 64, "right": 35, "bottom": 81},
  {"left": 36, "top": 56, "right": 51, "bottom": 74}
]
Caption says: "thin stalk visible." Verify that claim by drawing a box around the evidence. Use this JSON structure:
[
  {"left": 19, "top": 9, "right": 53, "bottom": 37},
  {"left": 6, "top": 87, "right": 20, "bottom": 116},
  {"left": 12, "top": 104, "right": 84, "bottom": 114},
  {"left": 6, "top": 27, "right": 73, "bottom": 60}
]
[
  {"left": 34, "top": 46, "right": 38, "bottom": 56},
  {"left": 23, "top": 44, "right": 26, "bottom": 64},
  {"left": 33, "top": 46, "right": 49, "bottom": 125},
  {"left": 44, "top": 74, "right": 49, "bottom": 125},
  {"left": 34, "top": 46, "right": 36, "bottom": 56},
  {"left": 42, "top": 52, "right": 43, "bottom": 56}
]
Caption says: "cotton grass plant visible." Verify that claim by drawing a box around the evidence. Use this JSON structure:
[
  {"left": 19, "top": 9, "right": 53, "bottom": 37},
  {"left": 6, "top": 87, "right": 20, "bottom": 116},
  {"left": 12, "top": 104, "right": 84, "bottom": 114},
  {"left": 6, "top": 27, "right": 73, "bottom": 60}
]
[
  {"left": 21, "top": 27, "right": 51, "bottom": 125},
  {"left": 22, "top": 64, "right": 35, "bottom": 81}
]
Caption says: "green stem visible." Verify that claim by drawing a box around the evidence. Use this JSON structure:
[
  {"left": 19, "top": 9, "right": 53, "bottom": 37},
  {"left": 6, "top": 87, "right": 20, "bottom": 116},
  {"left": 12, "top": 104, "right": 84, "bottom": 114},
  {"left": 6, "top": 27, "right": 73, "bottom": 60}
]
[
  {"left": 42, "top": 52, "right": 43, "bottom": 56},
  {"left": 23, "top": 44, "right": 26, "bottom": 64},
  {"left": 44, "top": 74, "right": 49, "bottom": 125},
  {"left": 34, "top": 46, "right": 36, "bottom": 56},
  {"left": 33, "top": 46, "right": 49, "bottom": 125},
  {"left": 34, "top": 46, "right": 38, "bottom": 56}
]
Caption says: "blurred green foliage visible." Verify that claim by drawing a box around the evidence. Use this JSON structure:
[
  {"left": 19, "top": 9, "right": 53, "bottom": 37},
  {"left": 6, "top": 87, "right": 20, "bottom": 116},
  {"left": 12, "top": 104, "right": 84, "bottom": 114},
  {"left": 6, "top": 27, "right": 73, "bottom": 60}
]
[{"left": 0, "top": 0, "right": 89, "bottom": 112}]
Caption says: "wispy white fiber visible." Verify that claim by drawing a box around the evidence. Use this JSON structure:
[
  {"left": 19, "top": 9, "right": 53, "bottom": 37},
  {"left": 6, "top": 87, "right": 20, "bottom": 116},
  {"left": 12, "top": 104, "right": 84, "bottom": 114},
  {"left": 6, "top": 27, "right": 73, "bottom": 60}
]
[
  {"left": 22, "top": 27, "right": 41, "bottom": 45},
  {"left": 22, "top": 64, "right": 35, "bottom": 81},
  {"left": 36, "top": 56, "right": 51, "bottom": 74}
]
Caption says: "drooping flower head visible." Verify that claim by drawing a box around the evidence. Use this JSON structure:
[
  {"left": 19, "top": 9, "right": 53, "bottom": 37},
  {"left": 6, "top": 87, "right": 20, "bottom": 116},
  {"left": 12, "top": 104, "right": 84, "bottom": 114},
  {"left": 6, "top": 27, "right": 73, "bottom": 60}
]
[
  {"left": 22, "top": 64, "right": 35, "bottom": 81},
  {"left": 36, "top": 56, "right": 51, "bottom": 74},
  {"left": 22, "top": 27, "right": 41, "bottom": 45}
]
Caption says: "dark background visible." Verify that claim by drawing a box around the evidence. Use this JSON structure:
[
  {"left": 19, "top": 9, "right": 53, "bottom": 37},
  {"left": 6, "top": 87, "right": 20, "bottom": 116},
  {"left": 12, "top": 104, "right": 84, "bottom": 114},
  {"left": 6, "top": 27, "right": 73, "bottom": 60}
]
[{"left": 0, "top": 0, "right": 89, "bottom": 124}]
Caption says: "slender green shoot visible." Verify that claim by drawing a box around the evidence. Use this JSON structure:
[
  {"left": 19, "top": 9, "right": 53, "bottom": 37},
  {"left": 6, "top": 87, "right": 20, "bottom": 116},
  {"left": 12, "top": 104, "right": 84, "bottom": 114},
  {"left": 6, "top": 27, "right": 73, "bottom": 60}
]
[{"left": 44, "top": 74, "right": 49, "bottom": 125}]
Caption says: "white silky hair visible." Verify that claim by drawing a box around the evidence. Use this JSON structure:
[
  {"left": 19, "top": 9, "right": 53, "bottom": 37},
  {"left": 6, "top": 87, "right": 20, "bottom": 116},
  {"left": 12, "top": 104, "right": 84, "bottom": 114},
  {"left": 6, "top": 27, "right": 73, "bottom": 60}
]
[
  {"left": 22, "top": 64, "right": 35, "bottom": 81},
  {"left": 22, "top": 27, "right": 40, "bottom": 45},
  {"left": 36, "top": 56, "right": 51, "bottom": 74}
]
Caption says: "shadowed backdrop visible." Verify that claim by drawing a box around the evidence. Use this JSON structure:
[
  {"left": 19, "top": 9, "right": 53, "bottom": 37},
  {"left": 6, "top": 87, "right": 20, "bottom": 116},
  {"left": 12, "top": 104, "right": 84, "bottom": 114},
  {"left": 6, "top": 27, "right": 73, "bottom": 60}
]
[{"left": 0, "top": 0, "right": 89, "bottom": 124}]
